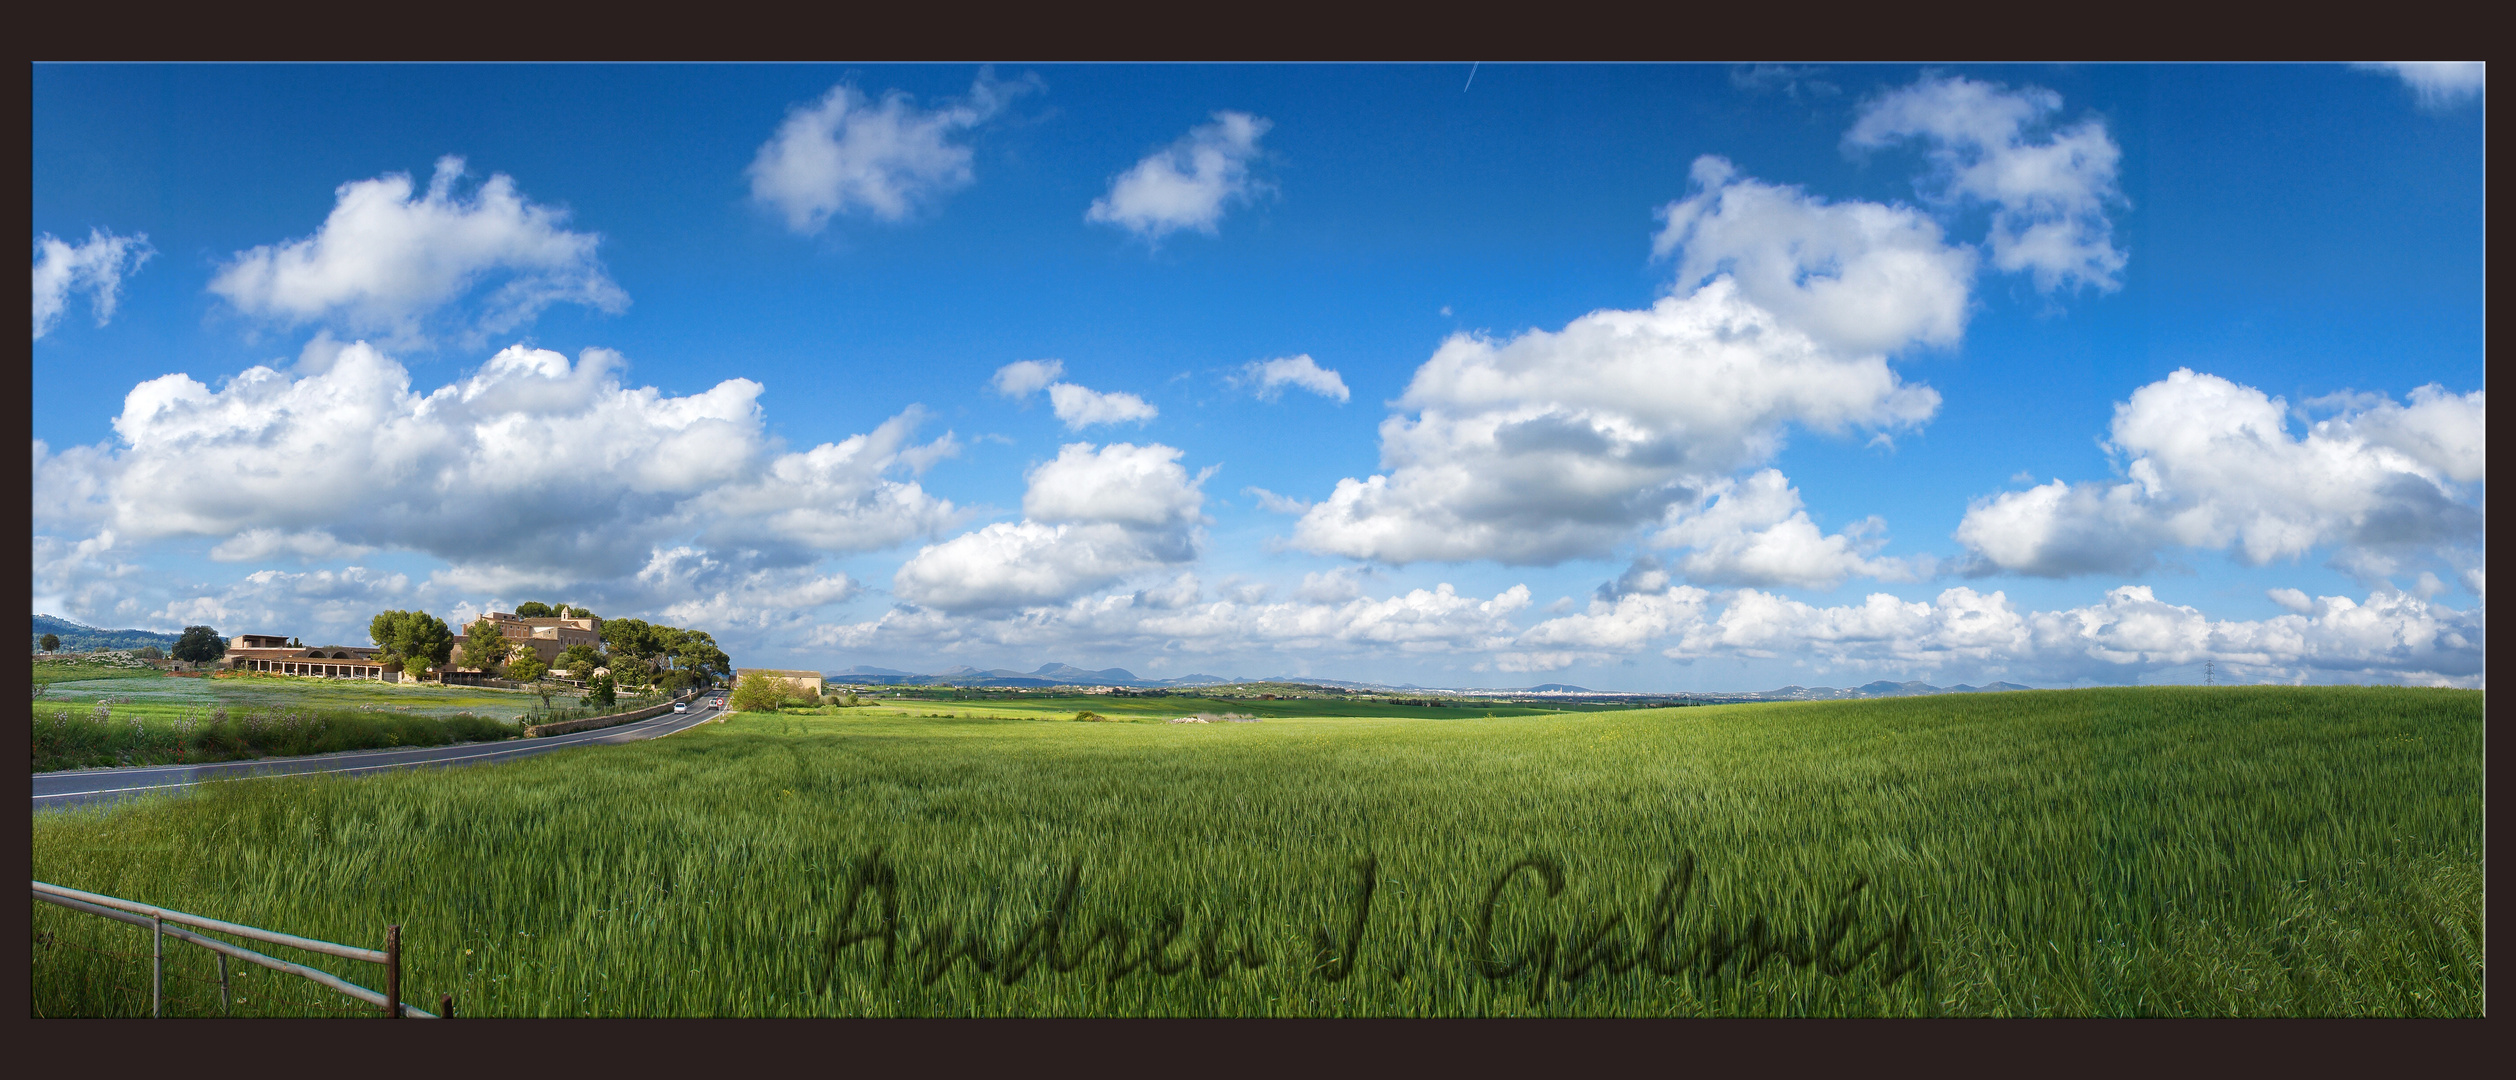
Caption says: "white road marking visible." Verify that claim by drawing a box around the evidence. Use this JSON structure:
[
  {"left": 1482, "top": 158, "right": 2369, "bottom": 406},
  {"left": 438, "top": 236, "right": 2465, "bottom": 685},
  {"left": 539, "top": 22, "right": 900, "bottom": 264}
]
[{"left": 34, "top": 706, "right": 720, "bottom": 802}]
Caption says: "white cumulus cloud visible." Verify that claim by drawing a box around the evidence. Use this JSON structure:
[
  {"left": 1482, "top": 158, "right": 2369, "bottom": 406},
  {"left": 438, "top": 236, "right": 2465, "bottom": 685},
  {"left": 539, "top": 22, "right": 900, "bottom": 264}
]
[
  {"left": 813, "top": 565, "right": 2480, "bottom": 690},
  {"left": 891, "top": 442, "right": 1209, "bottom": 613},
  {"left": 152, "top": 565, "right": 414, "bottom": 643},
  {"left": 1654, "top": 155, "right": 1977, "bottom": 356},
  {"left": 819, "top": 575, "right": 1530, "bottom": 668},
  {"left": 2014, "top": 585, "right": 2484, "bottom": 686},
  {"left": 1240, "top": 354, "right": 1350, "bottom": 403},
  {"left": 2354, "top": 62, "right": 2486, "bottom": 108},
  {"left": 32, "top": 437, "right": 117, "bottom": 530},
  {"left": 1501, "top": 574, "right": 2484, "bottom": 687},
  {"left": 30, "top": 529, "right": 141, "bottom": 627},
  {"left": 1652, "top": 468, "right": 1931, "bottom": 588},
  {"left": 1957, "top": 370, "right": 2485, "bottom": 578},
  {"left": 635, "top": 546, "right": 863, "bottom": 634},
  {"left": 1020, "top": 441, "right": 1207, "bottom": 529},
  {"left": 886, "top": 521, "right": 1169, "bottom": 616},
  {"left": 31, "top": 340, "right": 960, "bottom": 602},
  {"left": 1047, "top": 383, "right": 1159, "bottom": 429},
  {"left": 748, "top": 69, "right": 1035, "bottom": 234},
  {"left": 691, "top": 406, "right": 965, "bottom": 558},
  {"left": 33, "top": 228, "right": 153, "bottom": 340},
  {"left": 1667, "top": 585, "right": 2030, "bottom": 667},
  {"left": 1244, "top": 486, "right": 1312, "bottom": 515},
  {"left": 990, "top": 358, "right": 1065, "bottom": 398},
  {"left": 990, "top": 359, "right": 1158, "bottom": 430},
  {"left": 1293, "top": 138, "right": 2003, "bottom": 569},
  {"left": 1291, "top": 277, "right": 1942, "bottom": 565},
  {"left": 1285, "top": 79, "right": 2132, "bottom": 571},
  {"left": 1087, "top": 111, "right": 1271, "bottom": 241},
  {"left": 209, "top": 157, "right": 625, "bottom": 347},
  {"left": 208, "top": 529, "right": 375, "bottom": 564},
  {"left": 1845, "top": 73, "right": 2128, "bottom": 293},
  {"left": 1294, "top": 567, "right": 1370, "bottom": 604},
  {"left": 1499, "top": 583, "right": 1713, "bottom": 671}
]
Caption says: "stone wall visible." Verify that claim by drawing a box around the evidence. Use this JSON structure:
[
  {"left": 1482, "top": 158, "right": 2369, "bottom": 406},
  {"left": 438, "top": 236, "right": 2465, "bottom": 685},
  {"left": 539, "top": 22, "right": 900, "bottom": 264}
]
[{"left": 523, "top": 691, "right": 697, "bottom": 738}]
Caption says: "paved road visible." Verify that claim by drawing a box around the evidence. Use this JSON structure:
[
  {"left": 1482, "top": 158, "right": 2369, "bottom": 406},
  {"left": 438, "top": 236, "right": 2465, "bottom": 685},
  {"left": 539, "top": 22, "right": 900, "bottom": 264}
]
[{"left": 33, "top": 697, "right": 729, "bottom": 812}]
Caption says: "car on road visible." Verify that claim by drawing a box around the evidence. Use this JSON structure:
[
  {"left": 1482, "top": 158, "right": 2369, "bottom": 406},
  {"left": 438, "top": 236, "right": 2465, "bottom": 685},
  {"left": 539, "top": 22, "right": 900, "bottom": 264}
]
[{"left": 674, "top": 702, "right": 689, "bottom": 713}]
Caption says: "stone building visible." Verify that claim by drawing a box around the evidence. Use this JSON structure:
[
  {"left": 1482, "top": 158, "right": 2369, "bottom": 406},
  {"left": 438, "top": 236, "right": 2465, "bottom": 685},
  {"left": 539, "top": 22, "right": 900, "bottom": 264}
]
[
  {"left": 225, "top": 634, "right": 391, "bottom": 680},
  {"left": 455, "top": 611, "right": 604, "bottom": 668}
]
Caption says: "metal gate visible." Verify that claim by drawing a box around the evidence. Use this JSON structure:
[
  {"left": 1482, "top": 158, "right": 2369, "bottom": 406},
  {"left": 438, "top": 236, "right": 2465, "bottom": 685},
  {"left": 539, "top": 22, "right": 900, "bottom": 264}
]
[{"left": 33, "top": 880, "right": 447, "bottom": 1018}]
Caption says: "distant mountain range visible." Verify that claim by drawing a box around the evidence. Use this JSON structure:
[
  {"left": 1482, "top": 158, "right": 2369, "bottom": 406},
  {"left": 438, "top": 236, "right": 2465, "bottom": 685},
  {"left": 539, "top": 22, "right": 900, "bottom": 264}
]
[
  {"left": 1452, "top": 679, "right": 2036, "bottom": 701},
  {"left": 33, "top": 615, "right": 184, "bottom": 653},
  {"left": 833, "top": 663, "right": 1231, "bottom": 689},
  {"left": 823, "top": 662, "right": 2032, "bottom": 699},
  {"left": 34, "top": 616, "right": 2038, "bottom": 701},
  {"left": 1720, "top": 680, "right": 2037, "bottom": 701}
]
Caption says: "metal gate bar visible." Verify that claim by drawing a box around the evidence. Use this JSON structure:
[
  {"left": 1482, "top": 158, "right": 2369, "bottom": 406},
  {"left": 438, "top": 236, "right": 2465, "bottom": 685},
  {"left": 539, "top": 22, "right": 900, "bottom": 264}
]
[
  {"left": 37, "top": 880, "right": 388, "bottom": 962},
  {"left": 34, "top": 883, "right": 440, "bottom": 1018}
]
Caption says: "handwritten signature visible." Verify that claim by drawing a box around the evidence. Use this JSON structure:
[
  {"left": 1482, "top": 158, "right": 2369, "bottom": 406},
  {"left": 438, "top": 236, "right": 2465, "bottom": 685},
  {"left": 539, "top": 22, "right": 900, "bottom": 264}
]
[{"left": 817, "top": 849, "right": 1924, "bottom": 1000}]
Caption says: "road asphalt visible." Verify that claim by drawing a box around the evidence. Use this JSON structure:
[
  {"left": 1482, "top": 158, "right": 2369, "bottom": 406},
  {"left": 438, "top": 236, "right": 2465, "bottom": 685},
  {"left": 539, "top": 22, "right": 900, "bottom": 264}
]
[{"left": 33, "top": 697, "right": 729, "bottom": 812}]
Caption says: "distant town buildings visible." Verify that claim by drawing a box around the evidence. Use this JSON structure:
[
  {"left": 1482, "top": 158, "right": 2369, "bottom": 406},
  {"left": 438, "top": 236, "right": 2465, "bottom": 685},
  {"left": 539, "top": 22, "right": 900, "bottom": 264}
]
[{"left": 223, "top": 610, "right": 604, "bottom": 681}]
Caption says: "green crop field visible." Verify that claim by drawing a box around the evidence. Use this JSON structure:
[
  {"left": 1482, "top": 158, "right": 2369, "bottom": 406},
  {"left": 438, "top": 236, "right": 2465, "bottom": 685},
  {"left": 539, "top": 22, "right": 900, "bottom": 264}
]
[
  {"left": 31, "top": 659, "right": 669, "bottom": 771},
  {"left": 30, "top": 687, "right": 2482, "bottom": 1017},
  {"left": 36, "top": 660, "right": 551, "bottom": 720}
]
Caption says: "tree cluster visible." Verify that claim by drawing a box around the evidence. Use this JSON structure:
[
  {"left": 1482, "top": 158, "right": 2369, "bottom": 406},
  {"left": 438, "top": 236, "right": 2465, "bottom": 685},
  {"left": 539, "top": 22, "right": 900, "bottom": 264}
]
[
  {"left": 368, "top": 611, "right": 456, "bottom": 678},
  {"left": 364, "top": 606, "right": 731, "bottom": 692},
  {"left": 505, "top": 645, "right": 550, "bottom": 684},
  {"left": 457, "top": 616, "right": 510, "bottom": 674},
  {"left": 511, "top": 601, "right": 595, "bottom": 620},
  {"left": 556, "top": 643, "right": 604, "bottom": 680},
  {"left": 581, "top": 672, "right": 617, "bottom": 708},
  {"left": 172, "top": 626, "right": 227, "bottom": 666},
  {"left": 598, "top": 616, "right": 732, "bottom": 691}
]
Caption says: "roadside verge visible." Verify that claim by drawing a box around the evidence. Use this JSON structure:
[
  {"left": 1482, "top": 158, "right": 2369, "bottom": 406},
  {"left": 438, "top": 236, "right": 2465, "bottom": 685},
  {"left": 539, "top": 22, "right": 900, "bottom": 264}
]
[{"left": 523, "top": 691, "right": 699, "bottom": 738}]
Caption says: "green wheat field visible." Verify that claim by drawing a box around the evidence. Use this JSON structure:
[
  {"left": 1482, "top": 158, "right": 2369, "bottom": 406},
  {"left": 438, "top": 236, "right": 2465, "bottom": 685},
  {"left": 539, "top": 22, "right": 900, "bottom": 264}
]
[{"left": 30, "top": 686, "right": 2483, "bottom": 1017}]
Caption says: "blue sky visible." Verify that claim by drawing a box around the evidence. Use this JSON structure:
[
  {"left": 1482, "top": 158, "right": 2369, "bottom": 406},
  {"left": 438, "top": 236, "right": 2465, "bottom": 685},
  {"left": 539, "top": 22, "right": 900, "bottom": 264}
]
[{"left": 32, "top": 63, "right": 2486, "bottom": 690}]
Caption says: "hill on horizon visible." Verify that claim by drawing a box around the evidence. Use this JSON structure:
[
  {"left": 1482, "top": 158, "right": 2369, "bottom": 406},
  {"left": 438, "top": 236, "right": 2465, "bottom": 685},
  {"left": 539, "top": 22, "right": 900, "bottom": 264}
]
[
  {"left": 817, "top": 662, "right": 2034, "bottom": 699},
  {"left": 833, "top": 662, "right": 1227, "bottom": 689},
  {"left": 33, "top": 614, "right": 186, "bottom": 653}
]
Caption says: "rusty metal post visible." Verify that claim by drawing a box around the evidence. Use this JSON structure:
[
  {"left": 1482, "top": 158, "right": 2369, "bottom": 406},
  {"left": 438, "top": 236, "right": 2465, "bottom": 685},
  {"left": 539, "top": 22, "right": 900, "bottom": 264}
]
[
  {"left": 151, "top": 913, "right": 164, "bottom": 1017},
  {"left": 440, "top": 993, "right": 454, "bottom": 1018},
  {"left": 218, "top": 952, "right": 232, "bottom": 1013},
  {"left": 384, "top": 924, "right": 401, "bottom": 1018}
]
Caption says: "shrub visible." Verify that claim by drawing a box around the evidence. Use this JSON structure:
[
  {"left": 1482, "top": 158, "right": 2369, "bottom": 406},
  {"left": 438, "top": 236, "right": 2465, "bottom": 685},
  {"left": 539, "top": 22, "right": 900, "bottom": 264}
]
[{"left": 727, "top": 671, "right": 786, "bottom": 713}]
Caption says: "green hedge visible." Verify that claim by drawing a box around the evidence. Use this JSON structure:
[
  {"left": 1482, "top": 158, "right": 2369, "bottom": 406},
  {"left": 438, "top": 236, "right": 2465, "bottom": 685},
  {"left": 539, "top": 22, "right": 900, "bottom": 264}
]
[{"left": 32, "top": 704, "right": 516, "bottom": 772}]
